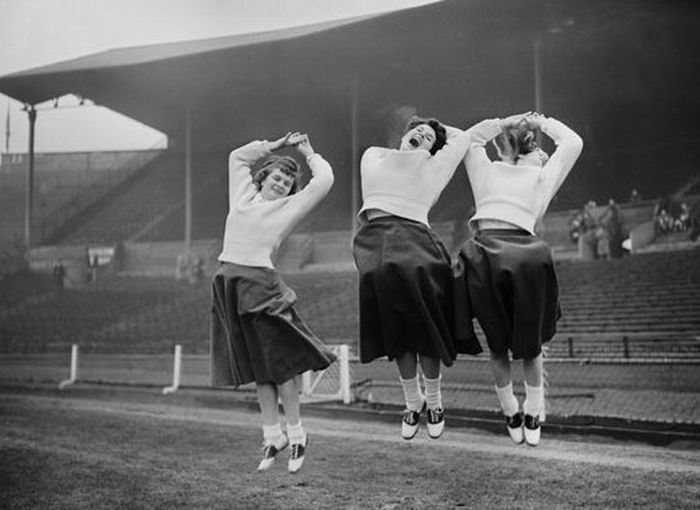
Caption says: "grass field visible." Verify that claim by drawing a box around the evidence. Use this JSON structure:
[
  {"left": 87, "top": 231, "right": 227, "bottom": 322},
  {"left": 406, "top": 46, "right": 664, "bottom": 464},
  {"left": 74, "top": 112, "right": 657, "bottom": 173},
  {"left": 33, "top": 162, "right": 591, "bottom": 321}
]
[{"left": 1, "top": 388, "right": 699, "bottom": 509}]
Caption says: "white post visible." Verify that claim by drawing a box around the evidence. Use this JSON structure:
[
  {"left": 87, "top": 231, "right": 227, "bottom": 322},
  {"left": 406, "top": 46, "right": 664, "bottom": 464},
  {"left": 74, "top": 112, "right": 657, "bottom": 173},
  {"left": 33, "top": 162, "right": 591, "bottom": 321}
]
[
  {"left": 339, "top": 344, "right": 352, "bottom": 404},
  {"left": 163, "top": 344, "right": 182, "bottom": 394},
  {"left": 58, "top": 344, "right": 78, "bottom": 389}
]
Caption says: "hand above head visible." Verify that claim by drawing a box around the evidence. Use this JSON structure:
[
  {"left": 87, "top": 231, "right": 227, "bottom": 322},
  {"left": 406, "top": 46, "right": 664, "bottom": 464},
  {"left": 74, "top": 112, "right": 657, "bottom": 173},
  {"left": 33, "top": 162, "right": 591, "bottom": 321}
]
[
  {"left": 293, "top": 134, "right": 315, "bottom": 158},
  {"left": 500, "top": 112, "right": 533, "bottom": 129},
  {"left": 269, "top": 131, "right": 302, "bottom": 151},
  {"left": 523, "top": 112, "right": 546, "bottom": 130}
]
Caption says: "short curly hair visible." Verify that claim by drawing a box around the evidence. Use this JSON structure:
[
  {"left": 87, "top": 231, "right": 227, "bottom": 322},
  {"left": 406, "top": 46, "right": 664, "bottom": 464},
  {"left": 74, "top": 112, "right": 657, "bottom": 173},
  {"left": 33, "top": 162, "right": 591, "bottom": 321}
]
[
  {"left": 252, "top": 155, "right": 300, "bottom": 195},
  {"left": 403, "top": 116, "right": 448, "bottom": 155}
]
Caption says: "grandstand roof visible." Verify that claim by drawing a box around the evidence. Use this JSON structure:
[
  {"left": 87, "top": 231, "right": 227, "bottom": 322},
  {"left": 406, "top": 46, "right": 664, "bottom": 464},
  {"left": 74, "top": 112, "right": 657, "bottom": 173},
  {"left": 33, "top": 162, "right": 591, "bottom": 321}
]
[
  {"left": 0, "top": 0, "right": 548, "bottom": 145},
  {"left": 1, "top": 0, "right": 698, "bottom": 214},
  {"left": 0, "top": 15, "right": 379, "bottom": 79}
]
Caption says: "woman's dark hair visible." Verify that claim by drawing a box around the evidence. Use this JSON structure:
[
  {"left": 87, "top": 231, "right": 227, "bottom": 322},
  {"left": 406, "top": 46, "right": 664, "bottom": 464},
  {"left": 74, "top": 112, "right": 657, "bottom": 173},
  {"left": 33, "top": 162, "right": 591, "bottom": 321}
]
[
  {"left": 252, "top": 155, "right": 300, "bottom": 195},
  {"left": 403, "top": 116, "right": 448, "bottom": 155}
]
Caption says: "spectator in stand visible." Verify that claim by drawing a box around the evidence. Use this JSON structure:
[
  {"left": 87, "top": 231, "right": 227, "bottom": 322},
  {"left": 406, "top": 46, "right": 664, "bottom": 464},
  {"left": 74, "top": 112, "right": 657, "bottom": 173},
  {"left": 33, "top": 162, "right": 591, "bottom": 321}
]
[
  {"left": 654, "top": 195, "right": 692, "bottom": 235},
  {"left": 210, "top": 132, "right": 336, "bottom": 474},
  {"left": 52, "top": 260, "right": 65, "bottom": 290},
  {"left": 630, "top": 188, "right": 642, "bottom": 203},
  {"left": 653, "top": 197, "right": 674, "bottom": 234},
  {"left": 568, "top": 201, "right": 596, "bottom": 245},
  {"left": 595, "top": 225, "right": 611, "bottom": 260},
  {"left": 675, "top": 202, "right": 691, "bottom": 232},
  {"left": 573, "top": 201, "right": 599, "bottom": 259},
  {"left": 600, "top": 198, "right": 623, "bottom": 258},
  {"left": 689, "top": 201, "right": 700, "bottom": 242}
]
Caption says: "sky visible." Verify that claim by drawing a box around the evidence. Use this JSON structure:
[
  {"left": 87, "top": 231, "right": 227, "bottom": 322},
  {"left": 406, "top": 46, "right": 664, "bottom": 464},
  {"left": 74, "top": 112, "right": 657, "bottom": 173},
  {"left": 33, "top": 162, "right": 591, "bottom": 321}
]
[{"left": 0, "top": 0, "right": 437, "bottom": 153}]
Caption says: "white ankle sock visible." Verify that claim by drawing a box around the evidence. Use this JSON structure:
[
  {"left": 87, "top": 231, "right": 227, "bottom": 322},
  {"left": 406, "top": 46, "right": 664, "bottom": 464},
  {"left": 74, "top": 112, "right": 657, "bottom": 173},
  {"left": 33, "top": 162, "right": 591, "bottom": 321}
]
[
  {"left": 399, "top": 376, "right": 424, "bottom": 412},
  {"left": 423, "top": 375, "right": 443, "bottom": 410},
  {"left": 523, "top": 382, "right": 545, "bottom": 421},
  {"left": 262, "top": 423, "right": 283, "bottom": 446},
  {"left": 287, "top": 422, "right": 306, "bottom": 446},
  {"left": 495, "top": 382, "right": 519, "bottom": 417}
]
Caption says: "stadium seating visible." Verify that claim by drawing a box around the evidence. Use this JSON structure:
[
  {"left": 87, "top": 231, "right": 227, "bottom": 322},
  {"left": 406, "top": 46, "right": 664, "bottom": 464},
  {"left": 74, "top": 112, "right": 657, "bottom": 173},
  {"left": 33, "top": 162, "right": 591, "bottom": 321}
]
[
  {"left": 1, "top": 248, "right": 698, "bottom": 357},
  {"left": 56, "top": 152, "right": 181, "bottom": 245},
  {"left": 0, "top": 151, "right": 161, "bottom": 249}
]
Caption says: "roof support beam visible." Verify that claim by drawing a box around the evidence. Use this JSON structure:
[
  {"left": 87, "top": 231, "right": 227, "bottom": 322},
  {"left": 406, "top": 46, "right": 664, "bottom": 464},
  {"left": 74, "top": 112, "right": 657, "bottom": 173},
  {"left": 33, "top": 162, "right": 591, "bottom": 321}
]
[{"left": 24, "top": 105, "right": 37, "bottom": 265}]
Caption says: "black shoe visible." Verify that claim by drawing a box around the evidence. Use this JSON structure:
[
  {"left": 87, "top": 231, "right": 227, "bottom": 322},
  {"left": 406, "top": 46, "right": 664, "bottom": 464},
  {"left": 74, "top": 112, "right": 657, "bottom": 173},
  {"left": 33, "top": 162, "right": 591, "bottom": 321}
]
[
  {"left": 257, "top": 436, "right": 289, "bottom": 472},
  {"left": 288, "top": 436, "right": 308, "bottom": 473},
  {"left": 401, "top": 401, "right": 426, "bottom": 440},
  {"left": 426, "top": 408, "right": 445, "bottom": 439},
  {"left": 524, "top": 414, "right": 541, "bottom": 446},
  {"left": 505, "top": 411, "right": 524, "bottom": 444}
]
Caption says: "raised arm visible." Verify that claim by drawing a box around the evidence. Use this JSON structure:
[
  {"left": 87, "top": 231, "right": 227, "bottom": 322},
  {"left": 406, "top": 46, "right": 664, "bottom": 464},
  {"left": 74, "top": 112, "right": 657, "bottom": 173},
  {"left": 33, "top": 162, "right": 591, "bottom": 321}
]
[
  {"left": 227, "top": 140, "right": 270, "bottom": 207},
  {"left": 425, "top": 125, "right": 474, "bottom": 189},
  {"left": 535, "top": 115, "right": 584, "bottom": 199},
  {"left": 281, "top": 134, "right": 334, "bottom": 229},
  {"left": 462, "top": 118, "right": 504, "bottom": 186}
]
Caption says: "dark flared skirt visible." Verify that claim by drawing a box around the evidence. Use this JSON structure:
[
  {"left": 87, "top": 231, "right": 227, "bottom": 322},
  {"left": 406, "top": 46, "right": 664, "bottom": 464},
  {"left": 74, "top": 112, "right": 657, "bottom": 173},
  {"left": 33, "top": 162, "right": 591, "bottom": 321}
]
[
  {"left": 456, "top": 229, "right": 561, "bottom": 360},
  {"left": 210, "top": 263, "right": 336, "bottom": 387},
  {"left": 352, "top": 216, "right": 482, "bottom": 366}
]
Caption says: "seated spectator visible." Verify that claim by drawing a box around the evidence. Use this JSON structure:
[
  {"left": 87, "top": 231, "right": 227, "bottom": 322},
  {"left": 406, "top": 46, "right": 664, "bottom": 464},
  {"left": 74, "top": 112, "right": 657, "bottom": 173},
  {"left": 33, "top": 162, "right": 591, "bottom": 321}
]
[
  {"left": 675, "top": 202, "right": 691, "bottom": 232},
  {"left": 629, "top": 188, "right": 642, "bottom": 203},
  {"left": 654, "top": 197, "right": 675, "bottom": 234},
  {"left": 568, "top": 200, "right": 598, "bottom": 243}
]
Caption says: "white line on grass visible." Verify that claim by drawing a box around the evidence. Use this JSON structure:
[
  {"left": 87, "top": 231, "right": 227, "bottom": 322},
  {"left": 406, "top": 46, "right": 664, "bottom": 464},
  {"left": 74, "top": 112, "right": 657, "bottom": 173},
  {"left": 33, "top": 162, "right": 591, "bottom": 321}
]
[{"left": 4, "top": 393, "right": 700, "bottom": 475}]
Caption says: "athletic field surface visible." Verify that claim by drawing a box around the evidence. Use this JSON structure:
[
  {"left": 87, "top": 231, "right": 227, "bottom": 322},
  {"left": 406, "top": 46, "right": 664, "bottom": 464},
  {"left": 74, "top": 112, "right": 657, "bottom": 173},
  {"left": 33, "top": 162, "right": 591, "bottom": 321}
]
[{"left": 1, "top": 382, "right": 699, "bottom": 509}]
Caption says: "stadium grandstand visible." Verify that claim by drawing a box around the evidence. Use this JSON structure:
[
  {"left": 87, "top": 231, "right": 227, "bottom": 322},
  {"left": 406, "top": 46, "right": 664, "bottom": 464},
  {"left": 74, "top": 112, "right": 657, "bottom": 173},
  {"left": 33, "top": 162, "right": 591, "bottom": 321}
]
[{"left": 1, "top": 0, "right": 699, "bottom": 429}]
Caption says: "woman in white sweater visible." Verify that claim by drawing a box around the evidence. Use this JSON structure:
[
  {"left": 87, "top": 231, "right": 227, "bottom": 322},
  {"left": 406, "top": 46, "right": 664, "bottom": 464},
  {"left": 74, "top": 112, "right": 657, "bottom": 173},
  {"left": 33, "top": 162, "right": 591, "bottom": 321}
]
[
  {"left": 210, "top": 132, "right": 335, "bottom": 473},
  {"left": 353, "top": 116, "right": 483, "bottom": 441},
  {"left": 459, "top": 112, "right": 583, "bottom": 446}
]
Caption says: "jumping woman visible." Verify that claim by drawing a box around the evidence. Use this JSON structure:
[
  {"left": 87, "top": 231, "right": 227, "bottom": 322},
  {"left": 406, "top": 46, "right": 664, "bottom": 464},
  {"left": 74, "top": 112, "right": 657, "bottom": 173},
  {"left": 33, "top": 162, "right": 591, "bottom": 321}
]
[
  {"left": 459, "top": 112, "right": 583, "bottom": 446},
  {"left": 210, "top": 132, "right": 336, "bottom": 473}
]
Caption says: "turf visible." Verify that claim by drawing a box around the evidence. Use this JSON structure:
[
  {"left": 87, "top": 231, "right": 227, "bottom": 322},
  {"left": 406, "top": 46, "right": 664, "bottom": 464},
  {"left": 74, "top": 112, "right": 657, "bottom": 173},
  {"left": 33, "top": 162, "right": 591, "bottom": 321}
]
[{"left": 1, "top": 393, "right": 698, "bottom": 509}]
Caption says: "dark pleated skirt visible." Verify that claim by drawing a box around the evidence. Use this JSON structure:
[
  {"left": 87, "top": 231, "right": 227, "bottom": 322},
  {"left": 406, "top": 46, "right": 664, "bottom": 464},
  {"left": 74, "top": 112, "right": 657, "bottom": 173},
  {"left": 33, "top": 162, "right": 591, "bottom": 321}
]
[
  {"left": 210, "top": 263, "right": 336, "bottom": 387},
  {"left": 352, "top": 216, "right": 482, "bottom": 366},
  {"left": 456, "top": 229, "right": 561, "bottom": 360}
]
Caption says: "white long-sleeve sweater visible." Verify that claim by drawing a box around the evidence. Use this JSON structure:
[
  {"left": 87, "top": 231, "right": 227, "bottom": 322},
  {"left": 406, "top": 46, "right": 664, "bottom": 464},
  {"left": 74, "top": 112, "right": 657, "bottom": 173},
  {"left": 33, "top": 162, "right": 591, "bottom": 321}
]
[
  {"left": 218, "top": 140, "right": 334, "bottom": 268},
  {"left": 358, "top": 125, "right": 473, "bottom": 226},
  {"left": 463, "top": 117, "right": 584, "bottom": 234}
]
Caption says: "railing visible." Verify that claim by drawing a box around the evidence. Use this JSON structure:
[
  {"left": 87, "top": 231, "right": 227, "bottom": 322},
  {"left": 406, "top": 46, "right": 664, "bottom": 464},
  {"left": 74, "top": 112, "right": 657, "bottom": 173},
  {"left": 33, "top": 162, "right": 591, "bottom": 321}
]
[{"left": 545, "top": 333, "right": 700, "bottom": 361}]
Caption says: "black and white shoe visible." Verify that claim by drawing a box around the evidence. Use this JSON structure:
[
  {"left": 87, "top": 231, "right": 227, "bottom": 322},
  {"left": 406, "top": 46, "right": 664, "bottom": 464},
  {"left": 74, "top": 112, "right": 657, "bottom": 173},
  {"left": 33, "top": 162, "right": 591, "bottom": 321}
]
[
  {"left": 257, "top": 436, "right": 289, "bottom": 472},
  {"left": 505, "top": 411, "right": 524, "bottom": 444},
  {"left": 401, "top": 402, "right": 426, "bottom": 440},
  {"left": 288, "top": 436, "right": 308, "bottom": 474},
  {"left": 426, "top": 408, "right": 445, "bottom": 439},
  {"left": 524, "top": 414, "right": 541, "bottom": 446}
]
